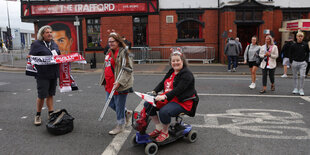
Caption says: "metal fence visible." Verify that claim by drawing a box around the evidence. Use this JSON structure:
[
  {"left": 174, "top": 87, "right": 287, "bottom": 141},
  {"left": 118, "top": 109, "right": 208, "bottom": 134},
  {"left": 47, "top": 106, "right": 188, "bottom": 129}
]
[
  {"left": 131, "top": 46, "right": 215, "bottom": 64},
  {"left": 0, "top": 49, "right": 28, "bottom": 67}
]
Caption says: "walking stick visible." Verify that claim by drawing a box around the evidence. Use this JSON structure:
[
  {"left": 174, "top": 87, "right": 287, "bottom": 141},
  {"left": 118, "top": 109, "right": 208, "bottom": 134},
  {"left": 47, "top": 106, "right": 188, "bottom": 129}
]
[{"left": 98, "top": 56, "right": 126, "bottom": 121}]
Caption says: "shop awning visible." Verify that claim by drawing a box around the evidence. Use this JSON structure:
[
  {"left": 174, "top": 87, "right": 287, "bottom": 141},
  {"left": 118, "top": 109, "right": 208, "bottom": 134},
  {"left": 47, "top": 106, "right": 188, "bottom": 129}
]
[{"left": 279, "top": 19, "right": 310, "bottom": 32}]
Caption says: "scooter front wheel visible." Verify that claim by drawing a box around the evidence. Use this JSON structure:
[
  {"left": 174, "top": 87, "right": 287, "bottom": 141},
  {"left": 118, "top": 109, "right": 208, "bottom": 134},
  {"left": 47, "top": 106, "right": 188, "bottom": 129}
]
[
  {"left": 145, "top": 142, "right": 158, "bottom": 155},
  {"left": 187, "top": 130, "right": 198, "bottom": 143}
]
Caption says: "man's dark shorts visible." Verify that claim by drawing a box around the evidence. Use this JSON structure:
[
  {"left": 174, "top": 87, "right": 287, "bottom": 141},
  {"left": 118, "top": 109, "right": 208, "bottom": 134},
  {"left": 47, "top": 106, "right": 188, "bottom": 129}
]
[{"left": 36, "top": 78, "right": 57, "bottom": 99}]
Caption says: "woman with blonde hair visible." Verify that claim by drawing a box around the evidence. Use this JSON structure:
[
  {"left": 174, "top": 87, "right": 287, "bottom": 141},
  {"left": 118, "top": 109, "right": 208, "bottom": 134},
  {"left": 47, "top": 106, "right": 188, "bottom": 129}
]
[{"left": 259, "top": 35, "right": 279, "bottom": 93}]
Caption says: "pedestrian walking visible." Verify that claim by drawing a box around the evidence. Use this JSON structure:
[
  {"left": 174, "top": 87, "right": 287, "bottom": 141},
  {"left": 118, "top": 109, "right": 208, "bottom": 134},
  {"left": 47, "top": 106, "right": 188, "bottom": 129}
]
[
  {"left": 259, "top": 35, "right": 279, "bottom": 94},
  {"left": 289, "top": 31, "right": 309, "bottom": 96},
  {"left": 28, "top": 25, "right": 61, "bottom": 126},
  {"left": 305, "top": 40, "right": 310, "bottom": 78},
  {"left": 281, "top": 36, "right": 294, "bottom": 78},
  {"left": 243, "top": 36, "right": 261, "bottom": 89},
  {"left": 235, "top": 37, "right": 242, "bottom": 68},
  {"left": 99, "top": 32, "right": 134, "bottom": 135},
  {"left": 225, "top": 38, "right": 240, "bottom": 72}
]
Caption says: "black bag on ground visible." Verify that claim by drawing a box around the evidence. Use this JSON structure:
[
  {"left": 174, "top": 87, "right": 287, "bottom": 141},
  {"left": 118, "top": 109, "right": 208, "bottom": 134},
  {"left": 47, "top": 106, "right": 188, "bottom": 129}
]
[{"left": 46, "top": 109, "right": 74, "bottom": 135}]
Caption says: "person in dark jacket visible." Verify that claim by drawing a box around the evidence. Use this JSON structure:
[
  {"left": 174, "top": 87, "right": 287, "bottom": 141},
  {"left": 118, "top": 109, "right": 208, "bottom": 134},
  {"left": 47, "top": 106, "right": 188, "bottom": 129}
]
[
  {"left": 144, "top": 49, "right": 197, "bottom": 142},
  {"left": 28, "top": 25, "right": 61, "bottom": 126},
  {"left": 281, "top": 36, "right": 294, "bottom": 78},
  {"left": 290, "top": 31, "right": 309, "bottom": 96}
]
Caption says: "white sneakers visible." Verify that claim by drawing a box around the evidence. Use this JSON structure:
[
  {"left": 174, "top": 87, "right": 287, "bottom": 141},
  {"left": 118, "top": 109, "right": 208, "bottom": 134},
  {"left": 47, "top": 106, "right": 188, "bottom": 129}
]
[
  {"left": 292, "top": 88, "right": 299, "bottom": 94},
  {"left": 249, "top": 83, "right": 256, "bottom": 89},
  {"left": 34, "top": 115, "right": 41, "bottom": 126},
  {"left": 292, "top": 88, "right": 305, "bottom": 96},
  {"left": 109, "top": 124, "right": 125, "bottom": 135},
  {"left": 299, "top": 89, "right": 305, "bottom": 96},
  {"left": 281, "top": 74, "right": 288, "bottom": 78}
]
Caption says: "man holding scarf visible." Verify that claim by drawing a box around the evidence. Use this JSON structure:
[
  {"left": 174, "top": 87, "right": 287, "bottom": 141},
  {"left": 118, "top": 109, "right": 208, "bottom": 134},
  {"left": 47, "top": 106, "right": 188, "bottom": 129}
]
[{"left": 28, "top": 25, "right": 61, "bottom": 126}]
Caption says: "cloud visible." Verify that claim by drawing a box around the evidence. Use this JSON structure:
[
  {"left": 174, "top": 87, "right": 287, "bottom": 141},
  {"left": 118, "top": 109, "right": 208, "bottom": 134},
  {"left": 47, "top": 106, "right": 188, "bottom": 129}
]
[{"left": 0, "top": 0, "right": 34, "bottom": 31}]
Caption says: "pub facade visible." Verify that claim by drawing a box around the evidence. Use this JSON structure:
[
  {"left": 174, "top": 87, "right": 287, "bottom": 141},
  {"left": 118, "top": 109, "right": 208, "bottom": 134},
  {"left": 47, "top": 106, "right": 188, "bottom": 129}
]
[{"left": 21, "top": 0, "right": 310, "bottom": 63}]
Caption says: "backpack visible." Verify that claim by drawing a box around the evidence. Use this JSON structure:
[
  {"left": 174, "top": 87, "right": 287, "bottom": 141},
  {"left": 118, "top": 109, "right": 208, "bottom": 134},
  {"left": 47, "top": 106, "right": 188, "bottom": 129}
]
[{"left": 46, "top": 109, "right": 74, "bottom": 135}]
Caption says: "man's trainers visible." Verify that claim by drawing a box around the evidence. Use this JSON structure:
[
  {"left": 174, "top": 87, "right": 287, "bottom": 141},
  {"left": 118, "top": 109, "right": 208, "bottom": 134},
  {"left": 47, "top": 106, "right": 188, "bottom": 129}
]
[
  {"left": 125, "top": 110, "right": 133, "bottom": 127},
  {"left": 281, "top": 74, "right": 288, "bottom": 78},
  {"left": 292, "top": 88, "right": 299, "bottom": 94},
  {"left": 109, "top": 124, "right": 125, "bottom": 135},
  {"left": 299, "top": 89, "right": 305, "bottom": 96},
  {"left": 232, "top": 68, "right": 236, "bottom": 72},
  {"left": 34, "top": 115, "right": 41, "bottom": 126}
]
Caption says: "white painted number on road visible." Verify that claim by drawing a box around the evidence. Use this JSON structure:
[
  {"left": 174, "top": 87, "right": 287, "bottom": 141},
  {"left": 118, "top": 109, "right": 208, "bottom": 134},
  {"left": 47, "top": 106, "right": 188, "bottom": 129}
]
[{"left": 193, "top": 109, "right": 310, "bottom": 139}]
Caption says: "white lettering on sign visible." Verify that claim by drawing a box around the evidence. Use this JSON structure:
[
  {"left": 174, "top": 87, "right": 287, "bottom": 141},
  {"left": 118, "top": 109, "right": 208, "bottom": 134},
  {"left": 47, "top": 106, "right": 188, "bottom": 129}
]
[{"left": 192, "top": 109, "right": 310, "bottom": 140}]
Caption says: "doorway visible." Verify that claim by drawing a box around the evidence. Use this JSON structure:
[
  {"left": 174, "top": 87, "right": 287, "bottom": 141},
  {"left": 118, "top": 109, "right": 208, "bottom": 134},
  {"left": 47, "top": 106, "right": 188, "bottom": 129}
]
[{"left": 237, "top": 25, "right": 259, "bottom": 57}]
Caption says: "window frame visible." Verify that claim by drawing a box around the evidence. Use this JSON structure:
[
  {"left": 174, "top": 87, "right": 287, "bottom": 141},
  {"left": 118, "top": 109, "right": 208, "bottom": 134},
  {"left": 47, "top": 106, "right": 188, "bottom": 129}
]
[
  {"left": 176, "top": 10, "right": 205, "bottom": 43},
  {"left": 86, "top": 18, "right": 102, "bottom": 50}
]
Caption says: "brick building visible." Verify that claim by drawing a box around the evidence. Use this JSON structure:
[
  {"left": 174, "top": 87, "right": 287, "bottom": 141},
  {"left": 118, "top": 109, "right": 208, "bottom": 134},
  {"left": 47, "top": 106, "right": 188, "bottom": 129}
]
[{"left": 21, "top": 0, "right": 310, "bottom": 63}]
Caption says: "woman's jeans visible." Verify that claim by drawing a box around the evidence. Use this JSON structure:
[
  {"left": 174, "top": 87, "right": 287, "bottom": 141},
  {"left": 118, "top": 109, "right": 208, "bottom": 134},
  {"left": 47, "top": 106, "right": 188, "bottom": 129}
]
[
  {"left": 292, "top": 61, "right": 308, "bottom": 89},
  {"left": 262, "top": 68, "right": 275, "bottom": 86},
  {"left": 106, "top": 92, "right": 127, "bottom": 125},
  {"left": 144, "top": 101, "right": 187, "bottom": 124}
]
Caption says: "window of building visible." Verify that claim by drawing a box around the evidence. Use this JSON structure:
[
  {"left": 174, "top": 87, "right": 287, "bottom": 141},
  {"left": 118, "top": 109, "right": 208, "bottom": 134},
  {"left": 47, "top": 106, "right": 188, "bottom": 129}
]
[
  {"left": 133, "top": 16, "right": 148, "bottom": 46},
  {"left": 86, "top": 18, "right": 101, "bottom": 48},
  {"left": 283, "top": 11, "right": 309, "bottom": 21},
  {"left": 176, "top": 12, "right": 204, "bottom": 42},
  {"left": 236, "top": 10, "right": 262, "bottom": 21}
]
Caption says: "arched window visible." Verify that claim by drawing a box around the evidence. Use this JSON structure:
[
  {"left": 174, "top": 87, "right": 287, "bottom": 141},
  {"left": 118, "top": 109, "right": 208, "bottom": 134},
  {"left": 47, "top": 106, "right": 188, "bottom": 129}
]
[{"left": 176, "top": 11, "right": 204, "bottom": 42}]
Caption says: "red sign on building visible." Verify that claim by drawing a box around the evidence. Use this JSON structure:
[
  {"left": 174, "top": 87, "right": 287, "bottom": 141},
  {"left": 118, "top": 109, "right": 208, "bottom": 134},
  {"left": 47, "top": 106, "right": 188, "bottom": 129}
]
[{"left": 30, "top": 3, "right": 148, "bottom": 16}]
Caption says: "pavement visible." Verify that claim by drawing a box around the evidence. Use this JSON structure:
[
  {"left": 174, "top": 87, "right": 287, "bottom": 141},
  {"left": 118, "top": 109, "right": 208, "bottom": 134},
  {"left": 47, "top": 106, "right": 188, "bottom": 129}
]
[{"left": 0, "top": 58, "right": 293, "bottom": 76}]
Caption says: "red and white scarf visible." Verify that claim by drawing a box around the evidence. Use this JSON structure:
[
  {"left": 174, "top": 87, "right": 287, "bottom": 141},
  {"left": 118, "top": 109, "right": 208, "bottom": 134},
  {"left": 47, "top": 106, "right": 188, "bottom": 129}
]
[{"left": 27, "top": 53, "right": 86, "bottom": 92}]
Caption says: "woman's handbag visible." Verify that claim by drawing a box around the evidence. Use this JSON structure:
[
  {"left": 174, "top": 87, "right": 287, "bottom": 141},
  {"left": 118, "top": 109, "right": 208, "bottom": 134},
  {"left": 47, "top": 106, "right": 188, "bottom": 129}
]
[{"left": 255, "top": 49, "right": 261, "bottom": 65}]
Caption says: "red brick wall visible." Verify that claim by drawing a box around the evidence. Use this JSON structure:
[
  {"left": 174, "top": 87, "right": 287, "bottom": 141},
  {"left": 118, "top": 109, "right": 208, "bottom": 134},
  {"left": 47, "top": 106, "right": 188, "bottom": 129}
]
[
  {"left": 273, "top": 9, "right": 283, "bottom": 49},
  {"left": 148, "top": 15, "right": 160, "bottom": 46},
  {"left": 259, "top": 10, "right": 274, "bottom": 44},
  {"left": 82, "top": 18, "right": 87, "bottom": 52},
  {"left": 219, "top": 11, "right": 236, "bottom": 63},
  {"left": 101, "top": 16, "right": 133, "bottom": 46},
  {"left": 160, "top": 11, "right": 178, "bottom": 45}
]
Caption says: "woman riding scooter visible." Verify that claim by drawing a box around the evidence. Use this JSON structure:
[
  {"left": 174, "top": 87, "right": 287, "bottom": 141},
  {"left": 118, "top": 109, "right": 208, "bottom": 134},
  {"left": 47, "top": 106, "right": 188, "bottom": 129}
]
[{"left": 144, "top": 48, "right": 197, "bottom": 142}]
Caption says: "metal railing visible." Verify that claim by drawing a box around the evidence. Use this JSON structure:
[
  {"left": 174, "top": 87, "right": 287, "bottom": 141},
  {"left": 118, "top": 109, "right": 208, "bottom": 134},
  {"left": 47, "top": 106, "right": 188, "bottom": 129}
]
[
  {"left": 0, "top": 49, "right": 28, "bottom": 67},
  {"left": 131, "top": 46, "right": 215, "bottom": 64}
]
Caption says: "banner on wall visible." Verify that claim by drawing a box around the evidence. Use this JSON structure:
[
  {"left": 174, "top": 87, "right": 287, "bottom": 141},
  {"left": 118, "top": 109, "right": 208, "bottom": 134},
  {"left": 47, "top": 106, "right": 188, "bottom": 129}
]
[
  {"left": 31, "top": 3, "right": 147, "bottom": 15},
  {"left": 38, "top": 21, "right": 78, "bottom": 54}
]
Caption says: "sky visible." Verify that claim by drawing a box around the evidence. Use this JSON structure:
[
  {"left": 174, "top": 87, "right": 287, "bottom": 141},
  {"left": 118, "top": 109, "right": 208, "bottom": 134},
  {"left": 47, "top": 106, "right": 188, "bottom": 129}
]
[{"left": 0, "top": 0, "right": 34, "bottom": 31}]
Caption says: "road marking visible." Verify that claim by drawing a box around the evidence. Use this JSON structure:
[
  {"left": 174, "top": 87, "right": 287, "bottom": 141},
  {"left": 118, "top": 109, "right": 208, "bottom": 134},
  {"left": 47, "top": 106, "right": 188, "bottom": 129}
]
[
  {"left": 196, "top": 77, "right": 252, "bottom": 80},
  {"left": 101, "top": 100, "right": 144, "bottom": 155},
  {"left": 68, "top": 94, "right": 73, "bottom": 97},
  {"left": 192, "top": 109, "right": 310, "bottom": 140},
  {"left": 12, "top": 92, "right": 17, "bottom": 95},
  {"left": 198, "top": 93, "right": 305, "bottom": 98},
  {"left": 56, "top": 100, "right": 61, "bottom": 103},
  {"left": 0, "top": 82, "right": 9, "bottom": 86},
  {"left": 301, "top": 96, "right": 310, "bottom": 102},
  {"left": 21, "top": 116, "right": 27, "bottom": 119}
]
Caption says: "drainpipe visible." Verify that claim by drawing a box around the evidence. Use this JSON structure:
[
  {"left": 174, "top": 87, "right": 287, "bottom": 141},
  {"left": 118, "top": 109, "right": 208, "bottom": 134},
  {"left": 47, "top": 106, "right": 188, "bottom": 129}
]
[{"left": 217, "top": 0, "right": 221, "bottom": 63}]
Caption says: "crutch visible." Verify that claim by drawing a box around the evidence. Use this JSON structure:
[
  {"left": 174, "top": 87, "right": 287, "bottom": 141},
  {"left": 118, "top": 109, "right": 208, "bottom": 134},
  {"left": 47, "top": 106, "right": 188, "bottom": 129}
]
[{"left": 98, "top": 57, "right": 126, "bottom": 121}]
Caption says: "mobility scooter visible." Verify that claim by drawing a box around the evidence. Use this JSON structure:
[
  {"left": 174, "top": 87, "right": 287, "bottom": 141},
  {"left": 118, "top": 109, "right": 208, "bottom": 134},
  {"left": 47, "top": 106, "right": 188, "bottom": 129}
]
[{"left": 131, "top": 92, "right": 199, "bottom": 155}]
